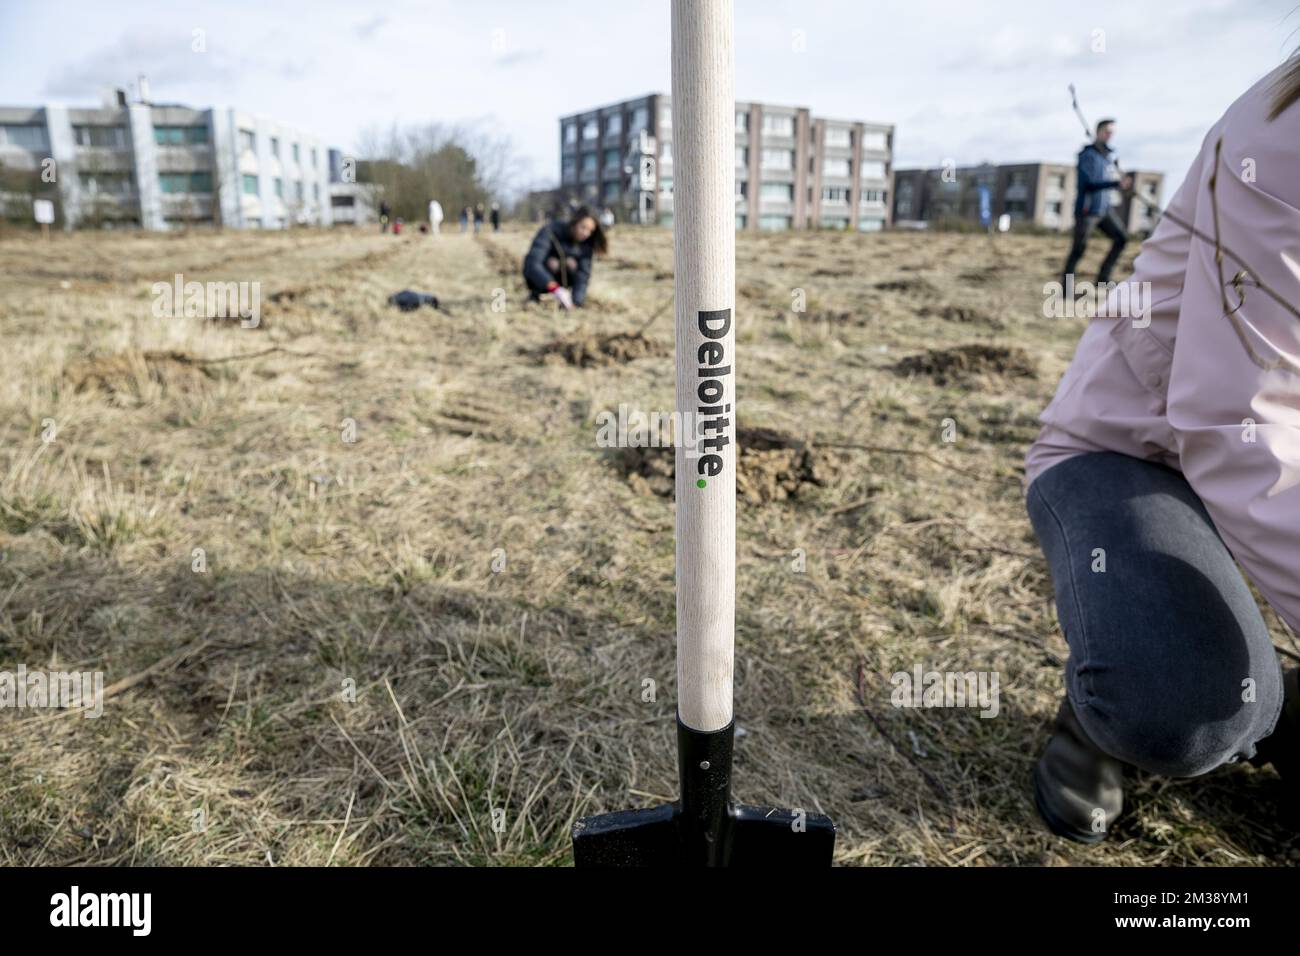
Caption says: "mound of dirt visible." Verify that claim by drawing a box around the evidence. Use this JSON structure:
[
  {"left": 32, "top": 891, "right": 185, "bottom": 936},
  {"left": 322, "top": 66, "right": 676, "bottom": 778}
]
[
  {"left": 66, "top": 350, "right": 214, "bottom": 396},
  {"left": 614, "top": 425, "right": 837, "bottom": 504},
  {"left": 536, "top": 331, "right": 667, "bottom": 367},
  {"left": 479, "top": 241, "right": 520, "bottom": 279},
  {"left": 893, "top": 344, "right": 1036, "bottom": 385}
]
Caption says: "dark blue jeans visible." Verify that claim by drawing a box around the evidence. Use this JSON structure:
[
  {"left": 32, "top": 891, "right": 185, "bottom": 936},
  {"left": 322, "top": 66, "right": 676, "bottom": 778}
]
[{"left": 1026, "top": 452, "right": 1284, "bottom": 777}]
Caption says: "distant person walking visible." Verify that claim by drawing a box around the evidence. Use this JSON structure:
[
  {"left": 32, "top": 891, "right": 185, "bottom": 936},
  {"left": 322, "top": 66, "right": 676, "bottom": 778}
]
[
  {"left": 459, "top": 206, "right": 470, "bottom": 233},
  {"left": 428, "top": 199, "right": 444, "bottom": 235},
  {"left": 522, "top": 204, "right": 608, "bottom": 310},
  {"left": 490, "top": 202, "right": 501, "bottom": 232},
  {"left": 473, "top": 204, "right": 485, "bottom": 234},
  {"left": 1062, "top": 118, "right": 1133, "bottom": 288},
  {"left": 379, "top": 200, "right": 391, "bottom": 234}
]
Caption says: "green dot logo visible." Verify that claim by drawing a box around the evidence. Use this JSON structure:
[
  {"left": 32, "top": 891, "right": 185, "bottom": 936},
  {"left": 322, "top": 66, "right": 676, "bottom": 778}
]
[{"left": 696, "top": 479, "right": 707, "bottom": 489}]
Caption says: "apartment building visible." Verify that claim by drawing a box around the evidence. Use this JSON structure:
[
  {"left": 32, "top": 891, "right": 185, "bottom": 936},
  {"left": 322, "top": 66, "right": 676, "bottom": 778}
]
[
  {"left": 0, "top": 85, "right": 334, "bottom": 229},
  {"left": 558, "top": 94, "right": 894, "bottom": 232},
  {"left": 893, "top": 161, "right": 1163, "bottom": 234}
]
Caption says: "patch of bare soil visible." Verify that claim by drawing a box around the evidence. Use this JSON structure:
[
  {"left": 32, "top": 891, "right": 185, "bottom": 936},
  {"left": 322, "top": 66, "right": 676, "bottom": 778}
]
[
  {"left": 65, "top": 349, "right": 214, "bottom": 396},
  {"left": 614, "top": 425, "right": 838, "bottom": 503},
  {"left": 536, "top": 331, "right": 667, "bottom": 367},
  {"left": 893, "top": 344, "right": 1037, "bottom": 385},
  {"left": 916, "top": 303, "right": 1003, "bottom": 327},
  {"left": 874, "top": 277, "right": 939, "bottom": 295}
]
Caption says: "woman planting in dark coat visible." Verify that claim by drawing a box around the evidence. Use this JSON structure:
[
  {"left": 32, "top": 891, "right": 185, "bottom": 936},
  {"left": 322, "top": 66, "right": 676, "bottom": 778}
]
[{"left": 522, "top": 205, "right": 608, "bottom": 309}]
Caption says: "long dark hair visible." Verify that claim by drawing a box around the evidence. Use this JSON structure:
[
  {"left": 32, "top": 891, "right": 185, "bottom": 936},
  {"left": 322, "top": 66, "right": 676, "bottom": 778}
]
[{"left": 568, "top": 205, "right": 608, "bottom": 256}]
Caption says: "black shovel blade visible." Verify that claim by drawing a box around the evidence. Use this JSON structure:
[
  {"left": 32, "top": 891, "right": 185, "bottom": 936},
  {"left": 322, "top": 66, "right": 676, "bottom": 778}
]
[{"left": 572, "top": 802, "right": 836, "bottom": 867}]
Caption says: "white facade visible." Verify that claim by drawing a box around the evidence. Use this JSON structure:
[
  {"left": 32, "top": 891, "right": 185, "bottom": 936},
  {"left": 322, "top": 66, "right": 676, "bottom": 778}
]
[{"left": 0, "top": 97, "right": 335, "bottom": 229}]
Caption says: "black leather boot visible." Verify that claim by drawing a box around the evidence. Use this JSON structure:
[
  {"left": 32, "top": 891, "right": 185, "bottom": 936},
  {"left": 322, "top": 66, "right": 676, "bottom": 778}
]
[
  {"left": 1033, "top": 696, "right": 1124, "bottom": 844},
  {"left": 1249, "top": 668, "right": 1299, "bottom": 783}
]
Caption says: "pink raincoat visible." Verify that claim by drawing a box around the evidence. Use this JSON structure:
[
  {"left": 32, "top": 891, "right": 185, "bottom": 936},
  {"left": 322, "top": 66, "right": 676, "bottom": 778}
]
[{"left": 1025, "top": 61, "right": 1300, "bottom": 634}]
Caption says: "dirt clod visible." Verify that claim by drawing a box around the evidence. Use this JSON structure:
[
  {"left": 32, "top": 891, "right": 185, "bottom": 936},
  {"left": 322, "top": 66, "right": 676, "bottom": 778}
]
[
  {"left": 536, "top": 332, "right": 667, "bottom": 367},
  {"left": 893, "top": 344, "right": 1036, "bottom": 385},
  {"left": 614, "top": 425, "right": 838, "bottom": 503}
]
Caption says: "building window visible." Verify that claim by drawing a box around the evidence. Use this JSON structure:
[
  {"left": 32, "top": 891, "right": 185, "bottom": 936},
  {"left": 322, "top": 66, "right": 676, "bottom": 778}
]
[
  {"left": 821, "top": 186, "right": 850, "bottom": 203},
  {"left": 563, "top": 156, "right": 576, "bottom": 181},
  {"left": 564, "top": 123, "right": 577, "bottom": 145},
  {"left": 1004, "top": 199, "right": 1028, "bottom": 216},
  {"left": 736, "top": 147, "right": 748, "bottom": 166},
  {"left": 582, "top": 119, "right": 599, "bottom": 141},
  {"left": 759, "top": 214, "right": 791, "bottom": 231},
  {"left": 735, "top": 111, "right": 749, "bottom": 133},
  {"left": 822, "top": 158, "right": 851, "bottom": 178},
  {"left": 311, "top": 147, "right": 318, "bottom": 167},
  {"left": 760, "top": 149, "right": 793, "bottom": 171},
  {"left": 760, "top": 182, "right": 793, "bottom": 201},
  {"left": 581, "top": 153, "right": 597, "bottom": 173},
  {"left": 660, "top": 176, "right": 673, "bottom": 196},
  {"left": 735, "top": 180, "right": 747, "bottom": 198},
  {"left": 603, "top": 181, "right": 620, "bottom": 200},
  {"left": 241, "top": 174, "right": 258, "bottom": 195},
  {"left": 273, "top": 177, "right": 283, "bottom": 198},
  {"left": 661, "top": 141, "right": 672, "bottom": 162},
  {"left": 292, "top": 143, "right": 300, "bottom": 163},
  {"left": 659, "top": 106, "right": 672, "bottom": 129},
  {"left": 158, "top": 171, "right": 213, "bottom": 193},
  {"left": 152, "top": 125, "right": 206, "bottom": 146},
  {"left": 860, "top": 159, "right": 887, "bottom": 179},
  {"left": 606, "top": 114, "right": 622, "bottom": 136},
  {"left": 296, "top": 181, "right": 304, "bottom": 201},
  {"left": 857, "top": 218, "right": 884, "bottom": 232},
  {"left": 239, "top": 129, "right": 256, "bottom": 152},
  {"left": 762, "top": 114, "right": 794, "bottom": 137},
  {"left": 736, "top": 214, "right": 746, "bottom": 228},
  {"left": 631, "top": 106, "right": 648, "bottom": 131},
  {"left": 83, "top": 172, "right": 133, "bottom": 194},
  {"left": 270, "top": 137, "right": 280, "bottom": 158},
  {"left": 860, "top": 130, "right": 888, "bottom": 151},
  {"left": 76, "top": 125, "right": 128, "bottom": 148},
  {"left": 0, "top": 124, "right": 49, "bottom": 149},
  {"left": 1046, "top": 201, "right": 1062, "bottom": 215},
  {"left": 603, "top": 147, "right": 619, "bottom": 170},
  {"left": 823, "top": 127, "right": 851, "bottom": 148},
  {"left": 313, "top": 183, "right": 320, "bottom": 201},
  {"left": 1008, "top": 171, "right": 1029, "bottom": 188},
  {"left": 860, "top": 189, "right": 885, "bottom": 204},
  {"left": 1049, "top": 173, "right": 1066, "bottom": 190}
]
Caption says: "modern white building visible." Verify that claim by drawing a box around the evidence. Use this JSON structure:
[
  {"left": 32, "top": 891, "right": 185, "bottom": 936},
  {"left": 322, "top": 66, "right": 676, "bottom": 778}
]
[{"left": 0, "top": 86, "right": 336, "bottom": 229}]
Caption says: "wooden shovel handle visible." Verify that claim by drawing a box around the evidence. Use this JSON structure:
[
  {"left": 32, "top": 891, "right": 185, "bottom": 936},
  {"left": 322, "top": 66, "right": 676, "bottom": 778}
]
[{"left": 672, "top": 0, "right": 735, "bottom": 733}]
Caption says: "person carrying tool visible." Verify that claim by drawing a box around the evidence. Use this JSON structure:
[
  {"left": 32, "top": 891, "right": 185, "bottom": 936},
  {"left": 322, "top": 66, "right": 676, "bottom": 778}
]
[
  {"left": 522, "top": 205, "right": 607, "bottom": 310},
  {"left": 1062, "top": 119, "right": 1133, "bottom": 289},
  {"left": 1025, "top": 55, "right": 1300, "bottom": 844}
]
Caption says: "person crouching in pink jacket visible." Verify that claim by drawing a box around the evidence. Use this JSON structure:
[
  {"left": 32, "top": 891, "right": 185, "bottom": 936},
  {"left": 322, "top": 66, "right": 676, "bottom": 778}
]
[{"left": 1024, "top": 56, "right": 1300, "bottom": 843}]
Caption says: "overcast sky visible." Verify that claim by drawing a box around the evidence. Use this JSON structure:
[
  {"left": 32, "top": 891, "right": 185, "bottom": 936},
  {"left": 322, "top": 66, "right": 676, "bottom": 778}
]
[{"left": 2, "top": 0, "right": 1297, "bottom": 193}]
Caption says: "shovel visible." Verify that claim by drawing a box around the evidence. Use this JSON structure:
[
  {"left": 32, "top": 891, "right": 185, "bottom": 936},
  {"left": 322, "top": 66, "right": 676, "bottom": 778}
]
[{"left": 571, "top": 0, "right": 836, "bottom": 867}]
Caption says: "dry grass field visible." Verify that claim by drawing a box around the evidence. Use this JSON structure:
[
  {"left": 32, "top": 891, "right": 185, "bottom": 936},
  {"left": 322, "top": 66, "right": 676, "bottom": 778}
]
[{"left": 0, "top": 222, "right": 1295, "bottom": 866}]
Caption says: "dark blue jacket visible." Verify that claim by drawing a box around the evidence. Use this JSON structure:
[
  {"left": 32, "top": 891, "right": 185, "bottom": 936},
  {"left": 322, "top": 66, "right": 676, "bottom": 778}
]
[
  {"left": 1074, "top": 143, "right": 1122, "bottom": 218},
  {"left": 523, "top": 221, "right": 594, "bottom": 305}
]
